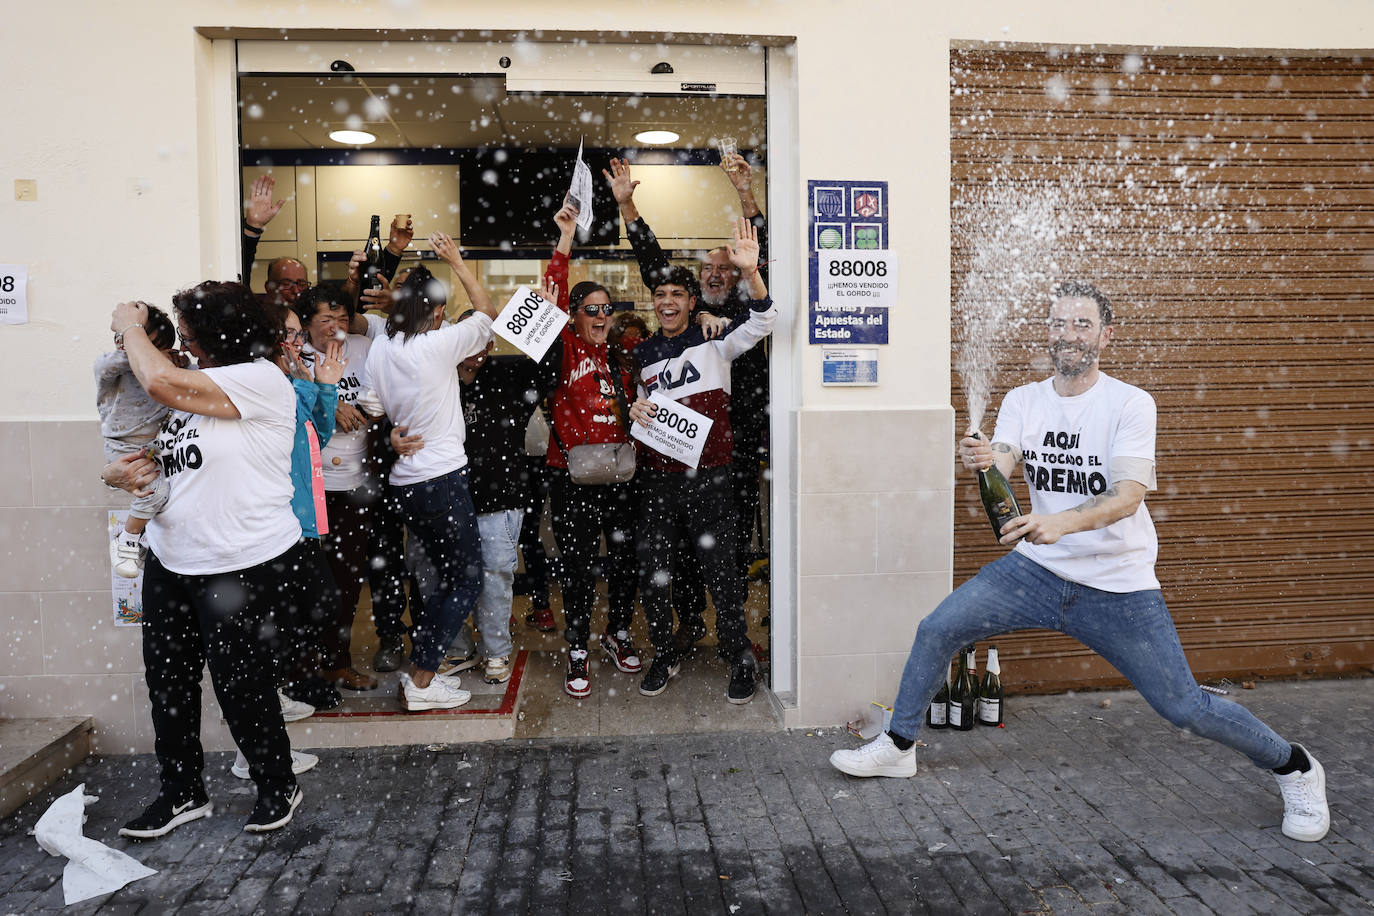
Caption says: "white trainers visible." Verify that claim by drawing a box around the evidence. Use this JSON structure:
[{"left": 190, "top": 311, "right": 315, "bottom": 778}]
[
  {"left": 277, "top": 690, "right": 315, "bottom": 723},
  {"left": 399, "top": 671, "right": 472, "bottom": 711},
  {"left": 1274, "top": 745, "right": 1330, "bottom": 842},
  {"left": 231, "top": 748, "right": 320, "bottom": 780},
  {"left": 829, "top": 732, "right": 918, "bottom": 778},
  {"left": 112, "top": 532, "right": 145, "bottom": 578},
  {"left": 483, "top": 655, "right": 512, "bottom": 685}
]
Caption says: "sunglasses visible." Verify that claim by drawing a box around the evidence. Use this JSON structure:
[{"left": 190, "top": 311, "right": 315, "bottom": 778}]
[{"left": 580, "top": 303, "right": 615, "bottom": 317}]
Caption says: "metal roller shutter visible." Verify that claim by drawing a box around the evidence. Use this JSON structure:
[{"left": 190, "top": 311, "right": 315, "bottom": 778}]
[{"left": 950, "top": 48, "right": 1374, "bottom": 692}]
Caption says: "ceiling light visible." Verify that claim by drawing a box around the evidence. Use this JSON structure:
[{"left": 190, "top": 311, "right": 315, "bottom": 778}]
[
  {"left": 329, "top": 129, "right": 377, "bottom": 145},
  {"left": 633, "top": 129, "right": 680, "bottom": 145}
]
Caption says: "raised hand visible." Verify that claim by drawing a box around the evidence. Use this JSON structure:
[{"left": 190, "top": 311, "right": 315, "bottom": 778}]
[
  {"left": 313, "top": 339, "right": 347, "bottom": 386},
  {"left": 553, "top": 200, "right": 578, "bottom": 239},
  {"left": 245, "top": 175, "right": 285, "bottom": 231},
  {"left": 602, "top": 158, "right": 640, "bottom": 206},
  {"left": 431, "top": 231, "right": 463, "bottom": 268},
  {"left": 537, "top": 277, "right": 561, "bottom": 308},
  {"left": 726, "top": 217, "right": 760, "bottom": 272},
  {"left": 388, "top": 214, "right": 414, "bottom": 253},
  {"left": 721, "top": 153, "right": 752, "bottom": 193}
]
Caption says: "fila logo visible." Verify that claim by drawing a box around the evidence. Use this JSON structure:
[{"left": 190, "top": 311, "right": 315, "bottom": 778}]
[{"left": 645, "top": 361, "right": 701, "bottom": 394}]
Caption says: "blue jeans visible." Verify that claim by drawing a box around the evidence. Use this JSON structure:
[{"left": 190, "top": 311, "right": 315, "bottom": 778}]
[
  {"left": 890, "top": 551, "right": 1291, "bottom": 770},
  {"left": 390, "top": 467, "right": 482, "bottom": 673},
  {"left": 471, "top": 509, "right": 522, "bottom": 660}
]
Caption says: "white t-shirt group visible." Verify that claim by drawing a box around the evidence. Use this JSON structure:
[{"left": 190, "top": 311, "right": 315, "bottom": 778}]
[
  {"left": 365, "top": 314, "right": 495, "bottom": 487},
  {"left": 145, "top": 359, "right": 302, "bottom": 576},
  {"left": 992, "top": 372, "right": 1160, "bottom": 593}
]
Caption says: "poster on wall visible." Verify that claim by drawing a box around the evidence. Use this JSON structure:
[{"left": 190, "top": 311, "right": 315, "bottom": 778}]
[
  {"left": 0, "top": 264, "right": 28, "bottom": 325},
  {"left": 108, "top": 511, "right": 144, "bottom": 626},
  {"left": 807, "top": 182, "right": 891, "bottom": 344}
]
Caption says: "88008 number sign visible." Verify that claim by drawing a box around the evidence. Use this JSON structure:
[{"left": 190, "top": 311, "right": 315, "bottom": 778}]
[
  {"left": 503, "top": 290, "right": 544, "bottom": 335},
  {"left": 631, "top": 392, "right": 713, "bottom": 469},
  {"left": 652, "top": 404, "right": 699, "bottom": 440},
  {"left": 827, "top": 258, "right": 887, "bottom": 278},
  {"left": 493, "top": 284, "right": 567, "bottom": 362},
  {"left": 816, "top": 251, "right": 897, "bottom": 310}
]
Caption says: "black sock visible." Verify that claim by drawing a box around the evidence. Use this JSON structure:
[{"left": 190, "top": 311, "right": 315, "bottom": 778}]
[
  {"left": 1272, "top": 744, "right": 1310, "bottom": 775},
  {"left": 887, "top": 730, "right": 915, "bottom": 751}
]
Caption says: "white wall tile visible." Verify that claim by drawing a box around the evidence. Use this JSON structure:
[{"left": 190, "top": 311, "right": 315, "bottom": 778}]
[
  {"left": 40, "top": 591, "right": 145, "bottom": 676},
  {"left": 0, "top": 593, "right": 44, "bottom": 676},
  {"left": 798, "top": 493, "right": 876, "bottom": 576}
]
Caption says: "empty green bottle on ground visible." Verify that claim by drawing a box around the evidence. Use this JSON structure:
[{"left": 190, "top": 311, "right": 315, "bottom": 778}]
[{"left": 927, "top": 661, "right": 951, "bottom": 729}]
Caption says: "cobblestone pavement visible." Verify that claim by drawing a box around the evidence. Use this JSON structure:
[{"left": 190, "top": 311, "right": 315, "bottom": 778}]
[{"left": 2, "top": 678, "right": 1370, "bottom": 914}]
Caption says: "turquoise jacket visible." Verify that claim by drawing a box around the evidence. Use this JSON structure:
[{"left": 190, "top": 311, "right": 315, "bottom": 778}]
[{"left": 290, "top": 377, "right": 338, "bottom": 539}]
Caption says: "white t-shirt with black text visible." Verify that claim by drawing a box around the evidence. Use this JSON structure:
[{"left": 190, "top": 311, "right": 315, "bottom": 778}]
[
  {"left": 305, "top": 333, "right": 373, "bottom": 491},
  {"left": 993, "top": 372, "right": 1160, "bottom": 593},
  {"left": 365, "top": 315, "right": 494, "bottom": 487},
  {"left": 146, "top": 359, "right": 302, "bottom": 575}
]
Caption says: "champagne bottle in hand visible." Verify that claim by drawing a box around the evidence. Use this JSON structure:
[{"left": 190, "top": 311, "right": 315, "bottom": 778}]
[
  {"left": 972, "top": 432, "right": 1021, "bottom": 541},
  {"left": 363, "top": 215, "right": 384, "bottom": 290}
]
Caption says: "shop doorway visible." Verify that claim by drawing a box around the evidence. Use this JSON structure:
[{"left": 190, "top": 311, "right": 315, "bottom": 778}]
[{"left": 219, "top": 36, "right": 797, "bottom": 739}]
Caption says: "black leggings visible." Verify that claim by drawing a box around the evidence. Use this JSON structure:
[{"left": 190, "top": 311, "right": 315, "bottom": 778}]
[
  {"left": 549, "top": 469, "right": 638, "bottom": 650},
  {"left": 140, "top": 540, "right": 313, "bottom": 796}
]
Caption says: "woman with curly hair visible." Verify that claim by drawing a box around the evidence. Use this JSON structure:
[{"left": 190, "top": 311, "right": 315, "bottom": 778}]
[{"left": 107, "top": 281, "right": 315, "bottom": 838}]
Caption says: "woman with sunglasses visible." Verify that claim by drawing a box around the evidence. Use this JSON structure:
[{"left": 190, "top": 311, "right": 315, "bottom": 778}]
[{"left": 538, "top": 203, "right": 643, "bottom": 699}]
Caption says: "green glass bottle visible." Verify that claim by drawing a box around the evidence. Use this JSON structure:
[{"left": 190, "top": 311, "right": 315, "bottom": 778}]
[
  {"left": 976, "top": 645, "right": 1004, "bottom": 727},
  {"left": 954, "top": 645, "right": 977, "bottom": 731},
  {"left": 927, "top": 661, "right": 951, "bottom": 729},
  {"left": 973, "top": 433, "right": 1021, "bottom": 541},
  {"left": 363, "top": 214, "right": 384, "bottom": 290}
]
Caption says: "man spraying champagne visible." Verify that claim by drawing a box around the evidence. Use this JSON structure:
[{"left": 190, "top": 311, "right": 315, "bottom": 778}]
[{"left": 829, "top": 281, "right": 1330, "bottom": 844}]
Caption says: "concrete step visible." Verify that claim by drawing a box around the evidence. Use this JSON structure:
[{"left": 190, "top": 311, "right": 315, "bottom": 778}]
[{"left": 0, "top": 716, "right": 94, "bottom": 818}]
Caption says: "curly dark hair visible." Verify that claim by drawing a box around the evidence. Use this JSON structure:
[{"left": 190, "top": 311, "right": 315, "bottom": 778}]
[
  {"left": 172, "top": 281, "right": 282, "bottom": 367},
  {"left": 386, "top": 266, "right": 446, "bottom": 341},
  {"left": 293, "top": 281, "right": 354, "bottom": 326},
  {"left": 651, "top": 266, "right": 701, "bottom": 302}
]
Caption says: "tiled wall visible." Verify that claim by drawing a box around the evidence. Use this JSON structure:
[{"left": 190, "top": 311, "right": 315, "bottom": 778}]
[
  {"left": 0, "top": 419, "right": 154, "bottom": 754},
  {"left": 791, "top": 407, "right": 955, "bottom": 729}
]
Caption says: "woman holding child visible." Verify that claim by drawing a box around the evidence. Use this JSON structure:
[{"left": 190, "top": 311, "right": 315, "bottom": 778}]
[{"left": 106, "top": 282, "right": 315, "bottom": 837}]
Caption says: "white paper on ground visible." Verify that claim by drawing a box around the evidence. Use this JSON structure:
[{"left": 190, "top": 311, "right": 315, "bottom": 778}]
[{"left": 32, "top": 784, "right": 158, "bottom": 905}]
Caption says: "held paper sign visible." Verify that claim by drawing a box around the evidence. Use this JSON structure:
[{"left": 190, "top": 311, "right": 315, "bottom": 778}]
[
  {"left": 492, "top": 285, "right": 568, "bottom": 362},
  {"left": 817, "top": 251, "right": 897, "bottom": 310},
  {"left": 631, "top": 392, "right": 713, "bottom": 469},
  {"left": 0, "top": 264, "right": 28, "bottom": 324}
]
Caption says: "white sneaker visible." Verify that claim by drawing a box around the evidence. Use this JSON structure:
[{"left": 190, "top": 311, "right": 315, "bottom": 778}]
[
  {"left": 1274, "top": 745, "right": 1330, "bottom": 842},
  {"left": 400, "top": 671, "right": 472, "bottom": 711},
  {"left": 278, "top": 690, "right": 315, "bottom": 723},
  {"left": 829, "top": 732, "right": 918, "bottom": 778},
  {"left": 112, "top": 533, "right": 145, "bottom": 578},
  {"left": 231, "top": 748, "right": 320, "bottom": 780}
]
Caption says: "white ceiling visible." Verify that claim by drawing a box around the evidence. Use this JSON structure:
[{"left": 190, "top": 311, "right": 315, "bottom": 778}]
[{"left": 238, "top": 76, "right": 766, "bottom": 152}]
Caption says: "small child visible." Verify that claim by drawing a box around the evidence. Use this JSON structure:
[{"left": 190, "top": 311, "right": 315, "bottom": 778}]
[{"left": 95, "top": 304, "right": 178, "bottom": 577}]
